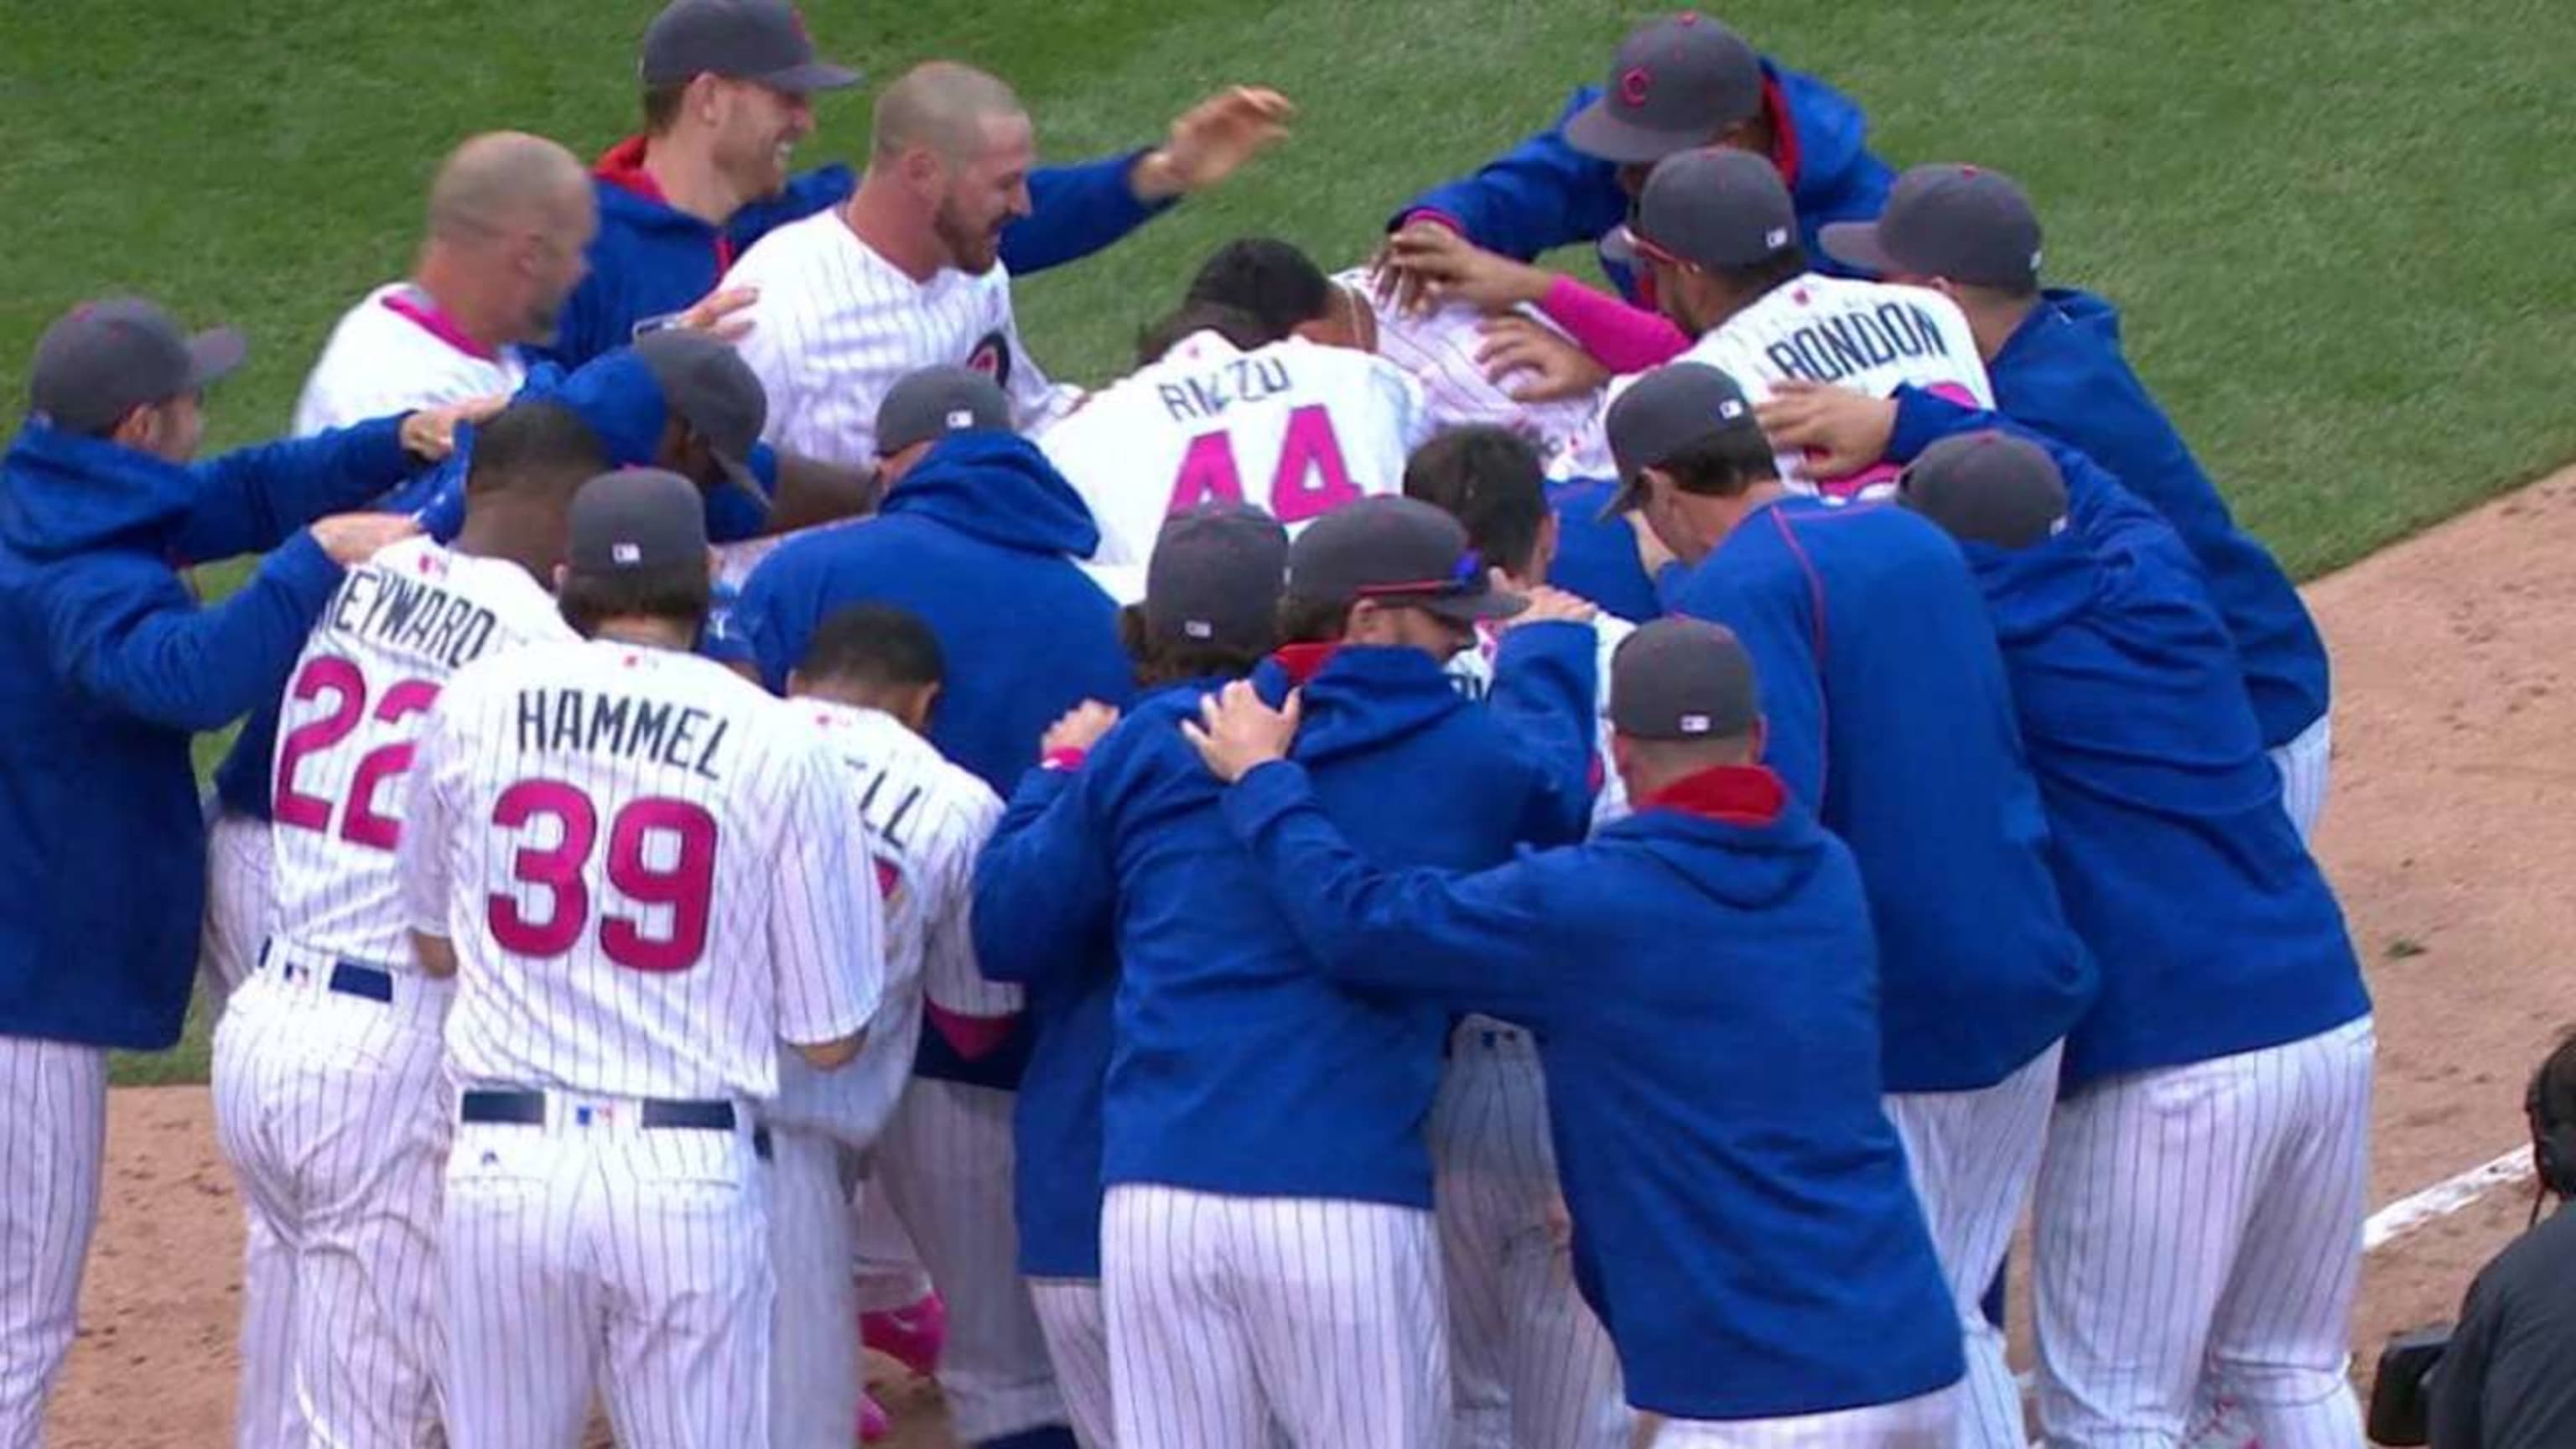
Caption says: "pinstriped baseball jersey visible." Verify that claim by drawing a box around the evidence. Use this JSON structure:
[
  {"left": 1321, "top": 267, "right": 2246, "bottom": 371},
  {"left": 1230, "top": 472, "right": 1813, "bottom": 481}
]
[
  {"left": 1578, "top": 274, "right": 1994, "bottom": 499},
  {"left": 398, "top": 639, "right": 883, "bottom": 1100},
  {"left": 767, "top": 700, "right": 1006, "bottom": 1142},
  {"left": 292, "top": 283, "right": 527, "bottom": 437},
  {"left": 1331, "top": 268, "right": 1601, "bottom": 480},
  {"left": 1036, "top": 330, "right": 1431, "bottom": 569},
  {"left": 267, "top": 538, "right": 574, "bottom": 969},
  {"left": 724, "top": 210, "right": 1078, "bottom": 469},
  {"left": 1447, "top": 613, "right": 1634, "bottom": 828}
]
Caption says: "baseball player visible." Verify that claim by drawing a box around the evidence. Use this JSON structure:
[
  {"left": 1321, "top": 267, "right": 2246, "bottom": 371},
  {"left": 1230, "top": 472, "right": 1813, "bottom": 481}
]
[
  {"left": 1895, "top": 433, "right": 2374, "bottom": 1447},
  {"left": 973, "top": 503, "right": 1295, "bottom": 1448},
  {"left": 1563, "top": 148, "right": 1993, "bottom": 501},
  {"left": 1187, "top": 616, "right": 1966, "bottom": 1446},
  {"left": 1381, "top": 13, "right": 1893, "bottom": 309},
  {"left": 210, "top": 400, "right": 605, "bottom": 1448},
  {"left": 396, "top": 469, "right": 883, "bottom": 1448},
  {"left": 1759, "top": 162, "right": 2335, "bottom": 838},
  {"left": 553, "top": 0, "right": 1291, "bottom": 371},
  {"left": 0, "top": 297, "right": 434, "bottom": 1447},
  {"left": 723, "top": 62, "right": 1093, "bottom": 469},
  {"left": 1037, "top": 251, "right": 1431, "bottom": 569},
  {"left": 1398, "top": 427, "right": 1633, "bottom": 1449},
  {"left": 765, "top": 603, "right": 1008, "bottom": 1449},
  {"left": 1606, "top": 363, "right": 2096, "bottom": 1448},
  {"left": 975, "top": 498, "right": 1599, "bottom": 1447},
  {"left": 293, "top": 132, "right": 595, "bottom": 436}
]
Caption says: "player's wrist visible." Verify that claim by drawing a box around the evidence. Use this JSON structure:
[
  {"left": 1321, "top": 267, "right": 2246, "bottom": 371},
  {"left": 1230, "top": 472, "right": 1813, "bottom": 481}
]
[{"left": 1128, "top": 149, "right": 1186, "bottom": 202}]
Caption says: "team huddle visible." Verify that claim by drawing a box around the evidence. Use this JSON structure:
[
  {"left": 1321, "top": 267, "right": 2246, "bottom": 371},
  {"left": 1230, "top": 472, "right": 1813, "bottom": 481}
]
[{"left": 0, "top": 3, "right": 2376, "bottom": 1449}]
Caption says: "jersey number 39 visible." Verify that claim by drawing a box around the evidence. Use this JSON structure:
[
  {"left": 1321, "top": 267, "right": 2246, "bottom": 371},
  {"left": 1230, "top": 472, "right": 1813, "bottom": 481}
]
[
  {"left": 486, "top": 782, "right": 719, "bottom": 974},
  {"left": 1166, "top": 404, "right": 1358, "bottom": 523}
]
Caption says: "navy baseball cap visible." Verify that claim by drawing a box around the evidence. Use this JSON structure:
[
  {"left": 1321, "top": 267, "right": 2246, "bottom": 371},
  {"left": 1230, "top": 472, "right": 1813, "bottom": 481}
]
[
  {"left": 640, "top": 0, "right": 860, "bottom": 94},
  {"left": 1897, "top": 432, "right": 2070, "bottom": 549},
  {"left": 1609, "top": 616, "right": 1760, "bottom": 741},
  {"left": 1609, "top": 147, "right": 1797, "bottom": 272},
  {"left": 1820, "top": 164, "right": 2044, "bottom": 290},
  {"left": 632, "top": 330, "right": 768, "bottom": 510},
  {"left": 1146, "top": 503, "right": 1291, "bottom": 654},
  {"left": 875, "top": 366, "right": 1013, "bottom": 457},
  {"left": 567, "top": 469, "right": 711, "bottom": 576},
  {"left": 1284, "top": 496, "right": 1524, "bottom": 625},
  {"left": 1565, "top": 13, "right": 1765, "bottom": 165},
  {"left": 28, "top": 298, "right": 245, "bottom": 434},
  {"left": 1601, "top": 361, "right": 1766, "bottom": 515}
]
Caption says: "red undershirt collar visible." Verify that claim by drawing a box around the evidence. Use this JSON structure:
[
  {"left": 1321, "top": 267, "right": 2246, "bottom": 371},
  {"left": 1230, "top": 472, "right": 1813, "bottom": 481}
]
[
  {"left": 1639, "top": 763, "right": 1788, "bottom": 825},
  {"left": 1272, "top": 641, "right": 1341, "bottom": 685}
]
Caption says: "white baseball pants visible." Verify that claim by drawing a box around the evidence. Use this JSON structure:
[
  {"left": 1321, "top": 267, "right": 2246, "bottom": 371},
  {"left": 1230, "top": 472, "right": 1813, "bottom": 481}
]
[
  {"left": 1103, "top": 1184, "right": 1450, "bottom": 1449},
  {"left": 1651, "top": 1385, "right": 1960, "bottom": 1446},
  {"left": 1029, "top": 1277, "right": 1117, "bottom": 1448},
  {"left": 211, "top": 950, "right": 453, "bottom": 1448},
  {"left": 440, "top": 1101, "right": 772, "bottom": 1449},
  {"left": 872, "top": 1078, "right": 1067, "bottom": 1441},
  {"left": 2033, "top": 1016, "right": 2374, "bottom": 1448},
  {"left": 2267, "top": 714, "right": 2332, "bottom": 843},
  {"left": 769, "top": 1124, "right": 865, "bottom": 1449},
  {"left": 1431, "top": 1025, "right": 1629, "bottom": 1449},
  {"left": 1881, "top": 1041, "right": 2063, "bottom": 1449},
  {"left": 0, "top": 1036, "right": 107, "bottom": 1449}
]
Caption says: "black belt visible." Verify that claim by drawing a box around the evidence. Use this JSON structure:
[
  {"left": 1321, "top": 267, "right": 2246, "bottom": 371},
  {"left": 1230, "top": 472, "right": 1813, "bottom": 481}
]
[
  {"left": 259, "top": 942, "right": 395, "bottom": 1004},
  {"left": 459, "top": 1089, "right": 771, "bottom": 1160}
]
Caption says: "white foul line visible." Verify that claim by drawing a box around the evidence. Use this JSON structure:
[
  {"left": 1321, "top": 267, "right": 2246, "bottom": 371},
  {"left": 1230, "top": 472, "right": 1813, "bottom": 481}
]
[{"left": 2364, "top": 1146, "right": 2532, "bottom": 1253}]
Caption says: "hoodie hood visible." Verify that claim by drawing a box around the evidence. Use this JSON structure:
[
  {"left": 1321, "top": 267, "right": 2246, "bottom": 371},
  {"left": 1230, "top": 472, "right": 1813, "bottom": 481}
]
[
  {"left": 881, "top": 432, "right": 1102, "bottom": 558},
  {"left": 1252, "top": 644, "right": 1474, "bottom": 766},
  {"left": 1768, "top": 61, "right": 1874, "bottom": 205},
  {"left": 1959, "top": 527, "right": 2103, "bottom": 646},
  {"left": 0, "top": 421, "right": 198, "bottom": 558},
  {"left": 1597, "top": 765, "right": 1833, "bottom": 913},
  {"left": 593, "top": 137, "right": 856, "bottom": 248}
]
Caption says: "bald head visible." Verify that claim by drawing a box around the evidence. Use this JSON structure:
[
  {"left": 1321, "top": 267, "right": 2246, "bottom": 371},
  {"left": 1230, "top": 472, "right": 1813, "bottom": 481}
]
[
  {"left": 871, "top": 62, "right": 1026, "bottom": 163},
  {"left": 426, "top": 132, "right": 591, "bottom": 243}
]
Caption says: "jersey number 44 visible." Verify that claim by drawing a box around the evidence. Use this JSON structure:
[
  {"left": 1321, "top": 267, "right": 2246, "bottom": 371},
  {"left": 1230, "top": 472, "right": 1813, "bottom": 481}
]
[{"left": 1166, "top": 404, "right": 1359, "bottom": 524}]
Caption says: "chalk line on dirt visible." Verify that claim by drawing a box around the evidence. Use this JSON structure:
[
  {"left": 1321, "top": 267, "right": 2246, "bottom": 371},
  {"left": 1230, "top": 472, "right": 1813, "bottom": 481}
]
[{"left": 2363, "top": 1146, "right": 2532, "bottom": 1253}]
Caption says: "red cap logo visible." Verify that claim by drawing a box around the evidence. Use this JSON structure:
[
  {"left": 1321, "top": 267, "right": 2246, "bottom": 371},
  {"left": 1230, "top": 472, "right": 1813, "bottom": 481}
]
[{"left": 1619, "top": 65, "right": 1653, "bottom": 106}]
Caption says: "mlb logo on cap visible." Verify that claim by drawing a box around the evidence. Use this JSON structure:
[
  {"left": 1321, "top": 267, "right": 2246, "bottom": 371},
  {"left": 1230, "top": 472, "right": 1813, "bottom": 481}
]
[
  {"left": 612, "top": 543, "right": 642, "bottom": 565},
  {"left": 945, "top": 408, "right": 975, "bottom": 430},
  {"left": 1679, "top": 712, "right": 1713, "bottom": 735}
]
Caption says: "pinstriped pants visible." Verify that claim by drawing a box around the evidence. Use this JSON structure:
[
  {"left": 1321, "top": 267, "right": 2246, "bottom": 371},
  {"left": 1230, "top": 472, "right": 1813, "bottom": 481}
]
[
  {"left": 1103, "top": 1185, "right": 1449, "bottom": 1449},
  {"left": 211, "top": 967, "right": 452, "bottom": 1449},
  {"left": 1881, "top": 1041, "right": 2064, "bottom": 1449},
  {"left": 1028, "top": 1278, "right": 1116, "bottom": 1449},
  {"left": 2033, "top": 1017, "right": 2374, "bottom": 1448},
  {"left": 0, "top": 1037, "right": 106, "bottom": 1449},
  {"left": 2267, "top": 714, "right": 2331, "bottom": 844},
  {"left": 1649, "top": 1384, "right": 1961, "bottom": 1446},
  {"left": 1431, "top": 1026, "right": 1629, "bottom": 1449}
]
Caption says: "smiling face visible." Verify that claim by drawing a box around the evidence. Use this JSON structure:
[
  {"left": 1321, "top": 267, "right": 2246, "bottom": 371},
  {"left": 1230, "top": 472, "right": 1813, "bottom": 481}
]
[
  {"left": 708, "top": 77, "right": 819, "bottom": 201},
  {"left": 925, "top": 111, "right": 1036, "bottom": 275}
]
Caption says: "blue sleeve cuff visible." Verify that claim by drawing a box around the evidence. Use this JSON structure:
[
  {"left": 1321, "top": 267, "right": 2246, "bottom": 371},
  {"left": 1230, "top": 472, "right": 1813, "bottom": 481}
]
[{"left": 1887, "top": 385, "right": 1970, "bottom": 463}]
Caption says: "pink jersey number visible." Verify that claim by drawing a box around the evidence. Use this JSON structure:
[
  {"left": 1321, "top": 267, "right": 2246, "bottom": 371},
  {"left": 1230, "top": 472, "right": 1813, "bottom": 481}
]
[
  {"left": 486, "top": 781, "right": 720, "bottom": 974},
  {"left": 273, "top": 657, "right": 444, "bottom": 851},
  {"left": 1166, "top": 405, "right": 1359, "bottom": 523}
]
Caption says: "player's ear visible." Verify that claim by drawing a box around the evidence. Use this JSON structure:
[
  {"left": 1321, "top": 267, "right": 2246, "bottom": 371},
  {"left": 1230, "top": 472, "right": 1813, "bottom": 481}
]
[
  {"left": 551, "top": 562, "right": 569, "bottom": 593},
  {"left": 785, "top": 667, "right": 808, "bottom": 699},
  {"left": 1747, "top": 714, "right": 1768, "bottom": 765},
  {"left": 909, "top": 680, "right": 943, "bottom": 734}
]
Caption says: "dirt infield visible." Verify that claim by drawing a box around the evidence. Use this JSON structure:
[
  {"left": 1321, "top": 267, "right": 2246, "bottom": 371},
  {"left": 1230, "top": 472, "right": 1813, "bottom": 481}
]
[{"left": 47, "top": 467, "right": 2576, "bottom": 1446}]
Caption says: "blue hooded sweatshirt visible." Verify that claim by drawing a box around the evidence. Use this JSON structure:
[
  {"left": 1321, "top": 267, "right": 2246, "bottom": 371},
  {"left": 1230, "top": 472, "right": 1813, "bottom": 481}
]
[
  {"left": 974, "top": 632, "right": 1597, "bottom": 1208},
  {"left": 210, "top": 344, "right": 783, "bottom": 821},
  {"left": 1545, "top": 478, "right": 1664, "bottom": 622},
  {"left": 1400, "top": 60, "right": 1894, "bottom": 298},
  {"left": 543, "top": 140, "right": 1175, "bottom": 371},
  {"left": 1955, "top": 512, "right": 2371, "bottom": 1089},
  {"left": 1674, "top": 496, "right": 2096, "bottom": 1093},
  {"left": 1888, "top": 288, "right": 2329, "bottom": 747},
  {"left": 1223, "top": 759, "right": 1962, "bottom": 1420},
  {"left": 0, "top": 415, "right": 413, "bottom": 1048},
  {"left": 734, "top": 432, "right": 1133, "bottom": 792}
]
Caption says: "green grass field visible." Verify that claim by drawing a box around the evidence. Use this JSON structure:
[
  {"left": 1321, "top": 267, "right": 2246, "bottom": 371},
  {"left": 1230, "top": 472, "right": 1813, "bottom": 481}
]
[{"left": 1, "top": 0, "right": 2568, "bottom": 1083}]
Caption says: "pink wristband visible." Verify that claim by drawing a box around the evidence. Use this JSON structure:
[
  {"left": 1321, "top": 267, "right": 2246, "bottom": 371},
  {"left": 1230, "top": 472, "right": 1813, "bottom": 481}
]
[{"left": 1538, "top": 275, "right": 1690, "bottom": 374}]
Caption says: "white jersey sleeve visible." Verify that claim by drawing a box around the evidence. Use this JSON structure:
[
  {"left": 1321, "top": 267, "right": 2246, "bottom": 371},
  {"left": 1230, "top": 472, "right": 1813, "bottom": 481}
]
[
  {"left": 1445, "top": 612, "right": 1632, "bottom": 832},
  {"left": 918, "top": 785, "right": 1012, "bottom": 1018},
  {"left": 292, "top": 283, "right": 527, "bottom": 438},
  {"left": 1332, "top": 268, "right": 1601, "bottom": 479},
  {"left": 766, "top": 736, "right": 886, "bottom": 1051},
  {"left": 269, "top": 541, "right": 574, "bottom": 969},
  {"left": 397, "top": 697, "right": 461, "bottom": 943},
  {"left": 1039, "top": 332, "right": 1426, "bottom": 568},
  {"left": 725, "top": 212, "right": 1071, "bottom": 469}
]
